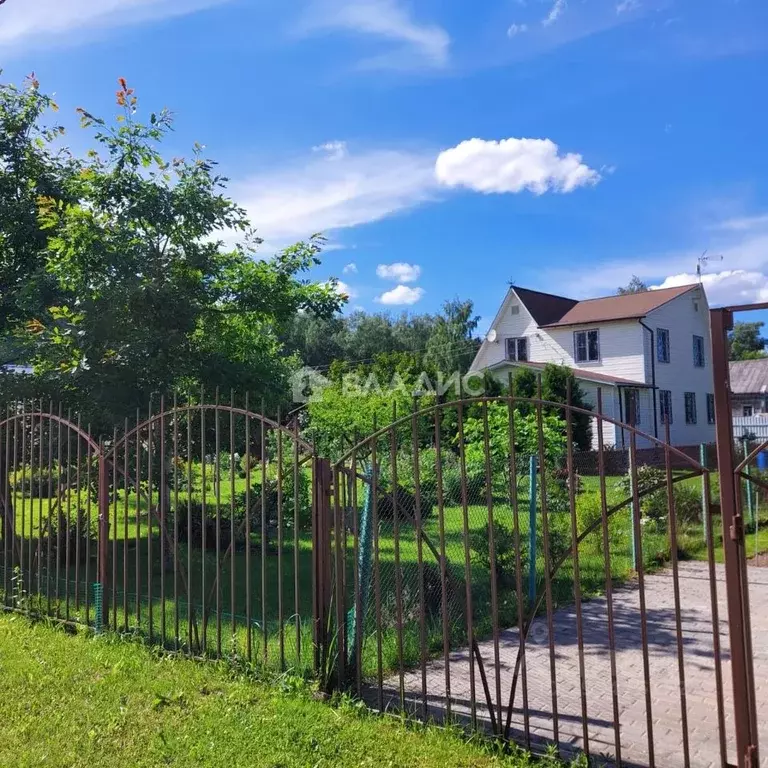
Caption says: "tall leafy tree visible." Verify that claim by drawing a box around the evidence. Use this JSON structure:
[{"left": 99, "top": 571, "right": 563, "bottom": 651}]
[
  {"left": 423, "top": 298, "right": 480, "bottom": 375},
  {"left": 616, "top": 275, "right": 649, "bottom": 295},
  {"left": 729, "top": 321, "right": 767, "bottom": 361},
  {"left": 3, "top": 77, "right": 342, "bottom": 427}
]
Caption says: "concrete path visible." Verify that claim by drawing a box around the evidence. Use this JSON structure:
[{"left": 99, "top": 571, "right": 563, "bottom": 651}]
[{"left": 376, "top": 562, "right": 768, "bottom": 768}]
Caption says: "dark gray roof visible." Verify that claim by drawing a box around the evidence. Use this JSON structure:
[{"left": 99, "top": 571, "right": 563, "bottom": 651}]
[{"left": 729, "top": 359, "right": 768, "bottom": 394}]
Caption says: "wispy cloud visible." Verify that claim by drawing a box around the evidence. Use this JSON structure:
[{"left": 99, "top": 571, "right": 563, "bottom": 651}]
[
  {"left": 229, "top": 142, "right": 438, "bottom": 247},
  {"left": 342, "top": 262, "right": 358, "bottom": 274},
  {"left": 435, "top": 137, "right": 601, "bottom": 195},
  {"left": 507, "top": 23, "right": 529, "bottom": 38},
  {"left": 296, "top": 0, "right": 450, "bottom": 70},
  {"left": 615, "top": 0, "right": 641, "bottom": 15},
  {"left": 542, "top": 209, "right": 768, "bottom": 306},
  {"left": 542, "top": 0, "right": 567, "bottom": 27},
  {"left": 0, "top": 0, "right": 231, "bottom": 49}
]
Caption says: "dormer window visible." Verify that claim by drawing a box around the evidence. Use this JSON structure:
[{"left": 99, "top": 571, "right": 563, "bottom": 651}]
[
  {"left": 574, "top": 329, "right": 600, "bottom": 363},
  {"left": 506, "top": 337, "right": 528, "bottom": 361}
]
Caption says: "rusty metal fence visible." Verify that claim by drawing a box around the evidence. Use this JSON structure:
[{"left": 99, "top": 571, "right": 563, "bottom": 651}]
[{"left": 0, "top": 358, "right": 762, "bottom": 768}]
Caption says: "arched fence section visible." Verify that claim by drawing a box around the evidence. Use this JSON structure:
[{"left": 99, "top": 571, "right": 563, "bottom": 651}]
[
  {"left": 325, "top": 392, "right": 731, "bottom": 767},
  {"left": 0, "top": 397, "right": 320, "bottom": 675}
]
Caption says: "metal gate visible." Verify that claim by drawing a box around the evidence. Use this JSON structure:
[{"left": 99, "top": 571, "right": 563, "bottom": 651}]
[
  {"left": 0, "top": 396, "right": 321, "bottom": 674},
  {"left": 323, "top": 381, "right": 759, "bottom": 768}
]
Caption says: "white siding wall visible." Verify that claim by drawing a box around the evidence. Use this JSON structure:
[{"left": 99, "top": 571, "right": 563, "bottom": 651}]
[
  {"left": 472, "top": 291, "right": 647, "bottom": 382},
  {"left": 646, "top": 287, "right": 715, "bottom": 445}
]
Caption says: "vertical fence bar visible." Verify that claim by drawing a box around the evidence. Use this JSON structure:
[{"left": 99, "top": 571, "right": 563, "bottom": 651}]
[
  {"left": 214, "top": 391, "right": 221, "bottom": 657},
  {"left": 333, "top": 466, "right": 345, "bottom": 688},
  {"left": 123, "top": 419, "right": 129, "bottom": 632},
  {"left": 535, "top": 379, "right": 559, "bottom": 748},
  {"left": 277, "top": 407, "right": 285, "bottom": 671},
  {"left": 528, "top": 455, "right": 537, "bottom": 605},
  {"left": 628, "top": 447, "right": 637, "bottom": 571},
  {"left": 134, "top": 408, "right": 141, "bottom": 630},
  {"left": 147, "top": 401, "right": 154, "bottom": 644},
  {"left": 160, "top": 397, "right": 167, "bottom": 646},
  {"left": 200, "top": 396, "right": 207, "bottom": 653},
  {"left": 700, "top": 443, "right": 708, "bottom": 546},
  {"left": 73, "top": 414, "right": 81, "bottom": 614},
  {"left": 64, "top": 409, "right": 72, "bottom": 621},
  {"left": 244, "top": 396, "right": 252, "bottom": 663},
  {"left": 433, "top": 404, "right": 452, "bottom": 719},
  {"left": 173, "top": 395, "right": 179, "bottom": 650},
  {"left": 260, "top": 403, "right": 267, "bottom": 664},
  {"left": 596, "top": 389, "right": 622, "bottom": 766},
  {"left": 186, "top": 402, "right": 193, "bottom": 654},
  {"left": 98, "top": 441, "right": 109, "bottom": 628},
  {"left": 371, "top": 418, "right": 384, "bottom": 709},
  {"left": 37, "top": 403, "right": 45, "bottom": 610},
  {"left": 411, "top": 403, "right": 428, "bottom": 719},
  {"left": 664, "top": 420, "right": 691, "bottom": 768},
  {"left": 629, "top": 431, "right": 655, "bottom": 767},
  {"left": 46, "top": 404, "right": 54, "bottom": 615},
  {"left": 390, "top": 413, "right": 405, "bottom": 707},
  {"left": 711, "top": 308, "right": 759, "bottom": 768},
  {"left": 1, "top": 410, "right": 8, "bottom": 608},
  {"left": 565, "top": 385, "right": 589, "bottom": 756},
  {"left": 293, "top": 416, "right": 301, "bottom": 668},
  {"left": 503, "top": 377, "right": 530, "bottom": 745},
  {"left": 85, "top": 427, "right": 92, "bottom": 627},
  {"left": 11, "top": 409, "right": 19, "bottom": 611},
  {"left": 230, "top": 392, "right": 236, "bottom": 644},
  {"left": 20, "top": 402, "right": 27, "bottom": 607},
  {"left": 743, "top": 439, "right": 754, "bottom": 525},
  {"left": 482, "top": 400, "right": 503, "bottom": 730},
  {"left": 111, "top": 426, "right": 118, "bottom": 631}
]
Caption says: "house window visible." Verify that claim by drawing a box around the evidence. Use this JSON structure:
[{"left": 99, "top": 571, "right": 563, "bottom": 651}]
[
  {"left": 657, "top": 328, "right": 670, "bottom": 363},
  {"left": 693, "top": 335, "right": 705, "bottom": 367},
  {"left": 574, "top": 329, "right": 600, "bottom": 363},
  {"left": 659, "top": 390, "right": 673, "bottom": 425},
  {"left": 624, "top": 389, "right": 640, "bottom": 426},
  {"left": 743, "top": 404, "right": 754, "bottom": 418},
  {"left": 685, "top": 392, "right": 697, "bottom": 424},
  {"left": 708, "top": 394, "right": 716, "bottom": 424},
  {"left": 510, "top": 304, "right": 520, "bottom": 316},
  {"left": 506, "top": 337, "right": 528, "bottom": 361}
]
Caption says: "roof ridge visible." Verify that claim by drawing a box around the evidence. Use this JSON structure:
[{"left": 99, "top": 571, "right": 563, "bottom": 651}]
[
  {"left": 571, "top": 283, "right": 698, "bottom": 305},
  {"left": 512, "top": 286, "right": 576, "bottom": 303}
]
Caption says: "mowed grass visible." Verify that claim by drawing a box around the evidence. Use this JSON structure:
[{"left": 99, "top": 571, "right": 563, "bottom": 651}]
[{"left": 0, "top": 613, "right": 554, "bottom": 768}]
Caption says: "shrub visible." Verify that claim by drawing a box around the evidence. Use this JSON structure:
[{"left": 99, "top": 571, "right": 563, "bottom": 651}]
[
  {"left": 620, "top": 466, "right": 703, "bottom": 531},
  {"left": 42, "top": 508, "right": 97, "bottom": 562},
  {"left": 13, "top": 468, "right": 57, "bottom": 498}
]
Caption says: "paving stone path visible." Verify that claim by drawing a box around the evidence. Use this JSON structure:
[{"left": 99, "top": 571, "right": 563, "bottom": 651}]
[{"left": 376, "top": 562, "right": 768, "bottom": 768}]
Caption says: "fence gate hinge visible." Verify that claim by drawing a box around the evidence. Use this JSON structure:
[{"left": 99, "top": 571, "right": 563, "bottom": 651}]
[
  {"left": 730, "top": 513, "right": 744, "bottom": 542},
  {"left": 745, "top": 744, "right": 758, "bottom": 768}
]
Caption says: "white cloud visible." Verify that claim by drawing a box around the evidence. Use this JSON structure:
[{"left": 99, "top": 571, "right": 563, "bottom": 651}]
[
  {"left": 230, "top": 143, "right": 437, "bottom": 246},
  {"left": 653, "top": 271, "right": 768, "bottom": 307},
  {"left": 542, "top": 0, "right": 567, "bottom": 27},
  {"left": 507, "top": 23, "right": 528, "bottom": 38},
  {"left": 376, "top": 262, "right": 421, "bottom": 283},
  {"left": 342, "top": 262, "right": 358, "bottom": 274},
  {"left": 376, "top": 284, "right": 424, "bottom": 306},
  {"left": 616, "top": 0, "right": 640, "bottom": 14},
  {"left": 297, "top": 0, "right": 450, "bottom": 70},
  {"left": 0, "top": 0, "right": 230, "bottom": 48},
  {"left": 312, "top": 141, "right": 348, "bottom": 160},
  {"left": 435, "top": 137, "right": 601, "bottom": 195}
]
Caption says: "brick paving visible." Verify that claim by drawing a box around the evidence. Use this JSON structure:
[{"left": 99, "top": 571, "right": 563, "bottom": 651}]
[{"left": 375, "top": 562, "right": 768, "bottom": 767}]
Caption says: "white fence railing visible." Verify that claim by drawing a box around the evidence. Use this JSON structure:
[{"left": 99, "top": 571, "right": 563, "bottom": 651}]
[{"left": 732, "top": 416, "right": 768, "bottom": 440}]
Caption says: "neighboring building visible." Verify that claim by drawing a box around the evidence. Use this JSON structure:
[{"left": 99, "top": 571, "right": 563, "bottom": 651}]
[
  {"left": 470, "top": 283, "right": 715, "bottom": 448},
  {"left": 729, "top": 358, "right": 768, "bottom": 440}
]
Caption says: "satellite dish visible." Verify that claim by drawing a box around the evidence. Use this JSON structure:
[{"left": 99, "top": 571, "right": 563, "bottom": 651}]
[{"left": 486, "top": 329, "right": 498, "bottom": 343}]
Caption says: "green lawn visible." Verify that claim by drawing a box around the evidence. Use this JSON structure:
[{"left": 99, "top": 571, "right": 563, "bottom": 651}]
[{"left": 0, "top": 613, "right": 559, "bottom": 768}]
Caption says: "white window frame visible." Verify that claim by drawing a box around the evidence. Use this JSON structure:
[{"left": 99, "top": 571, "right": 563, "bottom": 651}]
[
  {"left": 707, "top": 394, "right": 716, "bottom": 424},
  {"left": 574, "top": 328, "right": 600, "bottom": 363},
  {"left": 693, "top": 335, "right": 705, "bottom": 368},
  {"left": 685, "top": 392, "right": 697, "bottom": 424},
  {"left": 659, "top": 389, "right": 673, "bottom": 425},
  {"left": 657, "top": 328, "right": 670, "bottom": 364},
  {"left": 743, "top": 404, "right": 754, "bottom": 418},
  {"left": 505, "top": 337, "right": 528, "bottom": 362}
]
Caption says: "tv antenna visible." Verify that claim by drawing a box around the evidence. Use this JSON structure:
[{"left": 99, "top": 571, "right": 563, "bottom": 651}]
[{"left": 696, "top": 250, "right": 723, "bottom": 282}]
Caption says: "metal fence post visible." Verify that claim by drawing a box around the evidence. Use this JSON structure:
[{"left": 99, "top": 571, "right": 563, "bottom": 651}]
[
  {"left": 700, "top": 443, "right": 708, "bottom": 545},
  {"left": 710, "top": 308, "right": 759, "bottom": 767},
  {"left": 528, "top": 455, "right": 537, "bottom": 605},
  {"left": 744, "top": 439, "right": 754, "bottom": 525},
  {"left": 629, "top": 447, "right": 637, "bottom": 571},
  {"left": 97, "top": 444, "right": 109, "bottom": 629}
]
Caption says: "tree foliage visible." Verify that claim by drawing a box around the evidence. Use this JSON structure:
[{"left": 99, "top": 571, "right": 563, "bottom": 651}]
[
  {"left": 729, "top": 321, "right": 767, "bottom": 361},
  {"left": 0, "top": 76, "right": 343, "bottom": 428},
  {"left": 616, "top": 275, "right": 649, "bottom": 295}
]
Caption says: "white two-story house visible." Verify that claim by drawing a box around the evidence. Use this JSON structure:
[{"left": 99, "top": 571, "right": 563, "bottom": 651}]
[{"left": 470, "top": 284, "right": 715, "bottom": 448}]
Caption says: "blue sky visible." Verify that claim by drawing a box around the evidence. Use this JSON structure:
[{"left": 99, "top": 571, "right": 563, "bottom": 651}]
[{"left": 2, "top": 0, "right": 767, "bottom": 331}]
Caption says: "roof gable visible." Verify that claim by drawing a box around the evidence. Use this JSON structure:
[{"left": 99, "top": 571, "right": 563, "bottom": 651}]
[{"left": 511, "top": 287, "right": 578, "bottom": 326}]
